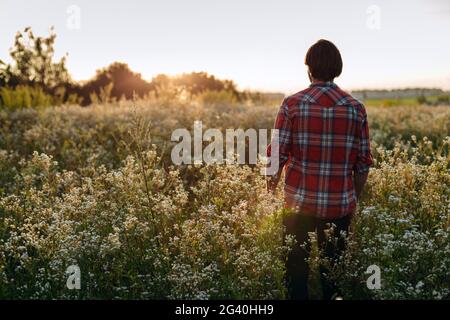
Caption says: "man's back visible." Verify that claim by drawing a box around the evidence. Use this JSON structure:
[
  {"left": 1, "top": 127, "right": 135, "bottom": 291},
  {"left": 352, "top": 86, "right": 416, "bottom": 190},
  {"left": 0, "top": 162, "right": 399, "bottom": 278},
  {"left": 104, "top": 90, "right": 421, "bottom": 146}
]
[
  {"left": 273, "top": 39, "right": 374, "bottom": 299},
  {"left": 270, "top": 81, "right": 372, "bottom": 219}
]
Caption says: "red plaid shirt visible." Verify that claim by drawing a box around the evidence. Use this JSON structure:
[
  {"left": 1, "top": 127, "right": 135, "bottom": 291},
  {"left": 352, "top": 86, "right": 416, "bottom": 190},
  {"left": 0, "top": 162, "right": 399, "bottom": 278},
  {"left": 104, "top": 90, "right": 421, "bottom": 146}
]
[{"left": 267, "top": 81, "right": 373, "bottom": 219}]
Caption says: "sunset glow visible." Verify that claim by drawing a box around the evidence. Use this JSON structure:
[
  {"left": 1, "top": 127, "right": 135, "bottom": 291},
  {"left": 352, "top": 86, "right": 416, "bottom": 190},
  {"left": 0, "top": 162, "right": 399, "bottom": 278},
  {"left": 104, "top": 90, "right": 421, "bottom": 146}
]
[{"left": 1, "top": 0, "right": 450, "bottom": 92}]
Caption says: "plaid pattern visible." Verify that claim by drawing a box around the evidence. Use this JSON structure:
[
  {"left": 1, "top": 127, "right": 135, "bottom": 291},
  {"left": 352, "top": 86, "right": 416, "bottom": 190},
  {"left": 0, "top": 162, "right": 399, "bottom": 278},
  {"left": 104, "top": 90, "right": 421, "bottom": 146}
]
[{"left": 267, "top": 81, "right": 373, "bottom": 219}]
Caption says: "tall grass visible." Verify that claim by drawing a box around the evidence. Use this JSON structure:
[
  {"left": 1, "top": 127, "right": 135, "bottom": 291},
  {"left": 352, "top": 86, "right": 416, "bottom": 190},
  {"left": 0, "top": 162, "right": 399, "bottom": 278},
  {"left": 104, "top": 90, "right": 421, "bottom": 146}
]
[{"left": 0, "top": 95, "right": 448, "bottom": 299}]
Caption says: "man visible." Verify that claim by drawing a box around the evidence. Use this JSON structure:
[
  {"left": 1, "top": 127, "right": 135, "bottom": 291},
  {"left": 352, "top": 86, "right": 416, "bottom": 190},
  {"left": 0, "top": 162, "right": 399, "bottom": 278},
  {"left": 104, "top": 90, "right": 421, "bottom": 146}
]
[{"left": 266, "top": 39, "right": 373, "bottom": 300}]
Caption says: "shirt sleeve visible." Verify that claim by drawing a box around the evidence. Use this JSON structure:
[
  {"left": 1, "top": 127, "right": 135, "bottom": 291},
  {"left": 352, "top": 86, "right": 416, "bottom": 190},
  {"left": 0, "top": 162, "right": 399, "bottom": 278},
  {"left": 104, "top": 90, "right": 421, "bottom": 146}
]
[
  {"left": 266, "top": 99, "right": 292, "bottom": 182},
  {"left": 354, "top": 107, "right": 373, "bottom": 174}
]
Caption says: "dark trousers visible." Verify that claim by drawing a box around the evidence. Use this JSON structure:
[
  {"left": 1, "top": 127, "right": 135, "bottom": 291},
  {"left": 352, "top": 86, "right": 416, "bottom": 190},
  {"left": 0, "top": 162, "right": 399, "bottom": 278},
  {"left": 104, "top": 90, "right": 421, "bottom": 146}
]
[{"left": 282, "top": 213, "right": 351, "bottom": 300}]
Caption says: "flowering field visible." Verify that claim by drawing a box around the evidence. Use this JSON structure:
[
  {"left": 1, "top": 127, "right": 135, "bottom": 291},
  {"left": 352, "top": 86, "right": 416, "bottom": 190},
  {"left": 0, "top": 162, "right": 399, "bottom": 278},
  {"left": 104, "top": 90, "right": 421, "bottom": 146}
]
[{"left": 0, "top": 96, "right": 449, "bottom": 299}]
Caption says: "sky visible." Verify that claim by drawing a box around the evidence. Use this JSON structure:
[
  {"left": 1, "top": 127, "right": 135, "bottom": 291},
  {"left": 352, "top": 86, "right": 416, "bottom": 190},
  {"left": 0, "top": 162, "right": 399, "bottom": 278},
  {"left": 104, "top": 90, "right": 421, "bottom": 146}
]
[{"left": 1, "top": 0, "right": 449, "bottom": 93}]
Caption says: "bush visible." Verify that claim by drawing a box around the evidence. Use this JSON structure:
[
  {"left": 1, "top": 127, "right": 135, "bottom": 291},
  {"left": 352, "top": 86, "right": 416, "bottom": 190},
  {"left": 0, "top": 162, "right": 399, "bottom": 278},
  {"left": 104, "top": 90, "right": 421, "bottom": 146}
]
[{"left": 0, "top": 86, "right": 55, "bottom": 110}]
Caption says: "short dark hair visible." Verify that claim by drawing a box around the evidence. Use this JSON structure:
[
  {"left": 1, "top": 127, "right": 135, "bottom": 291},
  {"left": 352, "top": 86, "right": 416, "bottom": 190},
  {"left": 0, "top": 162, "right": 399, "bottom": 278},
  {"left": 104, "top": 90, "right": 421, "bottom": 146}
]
[{"left": 305, "top": 39, "right": 343, "bottom": 82}]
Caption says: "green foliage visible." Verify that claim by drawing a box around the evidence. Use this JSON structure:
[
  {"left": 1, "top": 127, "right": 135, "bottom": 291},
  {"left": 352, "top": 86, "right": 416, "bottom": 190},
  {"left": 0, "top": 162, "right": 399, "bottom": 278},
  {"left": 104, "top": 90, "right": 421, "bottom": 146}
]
[
  {"left": 368, "top": 105, "right": 449, "bottom": 149},
  {"left": 0, "top": 85, "right": 54, "bottom": 110},
  {"left": 0, "top": 27, "right": 81, "bottom": 109},
  {"left": 1, "top": 27, "right": 71, "bottom": 89},
  {"left": 196, "top": 89, "right": 238, "bottom": 107},
  {"left": 417, "top": 95, "right": 427, "bottom": 105},
  {"left": 437, "top": 94, "right": 449, "bottom": 104}
]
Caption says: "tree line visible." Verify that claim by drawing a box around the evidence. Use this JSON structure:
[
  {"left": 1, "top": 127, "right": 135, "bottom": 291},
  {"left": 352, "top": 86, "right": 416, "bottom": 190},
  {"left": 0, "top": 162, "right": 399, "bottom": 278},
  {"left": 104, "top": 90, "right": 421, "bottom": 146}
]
[{"left": 0, "top": 27, "right": 264, "bottom": 109}]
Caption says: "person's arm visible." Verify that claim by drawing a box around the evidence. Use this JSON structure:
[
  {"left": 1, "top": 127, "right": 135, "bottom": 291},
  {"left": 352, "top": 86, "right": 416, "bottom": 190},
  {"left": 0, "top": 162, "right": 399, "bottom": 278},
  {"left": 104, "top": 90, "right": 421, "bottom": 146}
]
[
  {"left": 266, "top": 99, "right": 292, "bottom": 193},
  {"left": 353, "top": 107, "right": 373, "bottom": 200},
  {"left": 354, "top": 171, "right": 369, "bottom": 200}
]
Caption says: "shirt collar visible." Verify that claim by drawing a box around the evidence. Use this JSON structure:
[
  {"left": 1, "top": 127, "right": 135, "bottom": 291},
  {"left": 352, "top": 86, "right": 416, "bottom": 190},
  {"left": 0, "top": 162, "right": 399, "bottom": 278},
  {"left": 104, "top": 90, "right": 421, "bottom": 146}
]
[{"left": 309, "top": 81, "right": 338, "bottom": 89}]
